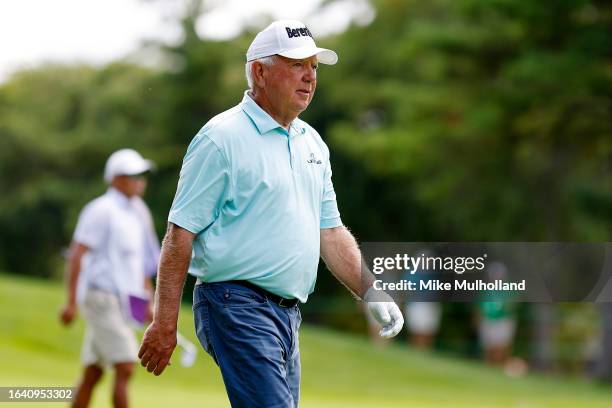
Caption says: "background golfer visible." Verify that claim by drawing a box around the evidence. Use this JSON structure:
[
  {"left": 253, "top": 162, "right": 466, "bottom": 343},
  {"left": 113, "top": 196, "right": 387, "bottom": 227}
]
[
  {"left": 60, "top": 149, "right": 159, "bottom": 408},
  {"left": 138, "top": 20, "right": 403, "bottom": 407}
]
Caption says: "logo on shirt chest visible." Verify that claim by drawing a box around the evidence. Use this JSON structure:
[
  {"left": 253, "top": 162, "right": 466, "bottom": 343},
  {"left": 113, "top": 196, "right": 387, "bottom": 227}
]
[{"left": 306, "top": 153, "right": 322, "bottom": 165}]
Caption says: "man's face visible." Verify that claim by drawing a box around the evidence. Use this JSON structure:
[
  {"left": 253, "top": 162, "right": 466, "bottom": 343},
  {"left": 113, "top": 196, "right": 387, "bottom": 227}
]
[
  {"left": 113, "top": 174, "right": 147, "bottom": 197},
  {"left": 262, "top": 55, "right": 318, "bottom": 117}
]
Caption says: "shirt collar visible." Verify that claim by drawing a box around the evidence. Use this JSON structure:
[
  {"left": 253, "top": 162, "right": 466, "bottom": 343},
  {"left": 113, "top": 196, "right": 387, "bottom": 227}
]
[
  {"left": 240, "top": 91, "right": 306, "bottom": 136},
  {"left": 106, "top": 187, "right": 133, "bottom": 207}
]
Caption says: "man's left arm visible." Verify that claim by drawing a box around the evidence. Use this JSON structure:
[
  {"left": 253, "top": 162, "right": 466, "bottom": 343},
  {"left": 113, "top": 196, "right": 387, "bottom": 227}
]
[
  {"left": 320, "top": 226, "right": 404, "bottom": 338},
  {"left": 319, "top": 226, "right": 370, "bottom": 298}
]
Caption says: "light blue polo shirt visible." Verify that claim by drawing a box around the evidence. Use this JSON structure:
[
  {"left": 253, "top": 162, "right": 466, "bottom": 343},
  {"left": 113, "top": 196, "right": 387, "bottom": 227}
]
[{"left": 168, "top": 91, "right": 342, "bottom": 302}]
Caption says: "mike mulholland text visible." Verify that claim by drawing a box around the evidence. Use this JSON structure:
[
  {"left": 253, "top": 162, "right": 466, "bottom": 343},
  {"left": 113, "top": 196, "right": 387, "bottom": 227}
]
[{"left": 373, "top": 279, "right": 526, "bottom": 292}]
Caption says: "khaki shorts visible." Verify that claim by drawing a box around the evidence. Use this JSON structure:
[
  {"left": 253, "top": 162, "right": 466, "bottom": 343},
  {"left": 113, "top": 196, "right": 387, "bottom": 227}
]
[{"left": 81, "top": 289, "right": 138, "bottom": 366}]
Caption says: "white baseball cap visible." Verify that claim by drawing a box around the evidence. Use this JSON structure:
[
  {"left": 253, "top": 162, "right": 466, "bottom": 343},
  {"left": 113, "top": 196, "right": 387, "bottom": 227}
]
[
  {"left": 104, "top": 148, "right": 154, "bottom": 183},
  {"left": 246, "top": 20, "right": 338, "bottom": 65}
]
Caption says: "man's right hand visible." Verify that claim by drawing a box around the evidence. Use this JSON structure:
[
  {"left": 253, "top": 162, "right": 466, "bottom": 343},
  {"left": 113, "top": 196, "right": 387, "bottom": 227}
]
[
  {"left": 59, "top": 303, "right": 77, "bottom": 326},
  {"left": 138, "top": 222, "right": 194, "bottom": 376},
  {"left": 138, "top": 322, "right": 177, "bottom": 376}
]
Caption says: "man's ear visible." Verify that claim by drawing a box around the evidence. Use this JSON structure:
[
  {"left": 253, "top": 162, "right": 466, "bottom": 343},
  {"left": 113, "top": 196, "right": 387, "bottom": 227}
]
[{"left": 252, "top": 61, "right": 267, "bottom": 88}]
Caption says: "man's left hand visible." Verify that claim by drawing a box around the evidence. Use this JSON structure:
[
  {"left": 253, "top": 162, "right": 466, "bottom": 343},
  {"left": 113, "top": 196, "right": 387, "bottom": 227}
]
[{"left": 364, "top": 288, "right": 404, "bottom": 338}]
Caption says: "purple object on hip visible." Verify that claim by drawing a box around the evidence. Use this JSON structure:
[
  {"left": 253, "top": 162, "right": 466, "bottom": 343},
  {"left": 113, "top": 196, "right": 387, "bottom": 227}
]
[{"left": 128, "top": 294, "right": 149, "bottom": 325}]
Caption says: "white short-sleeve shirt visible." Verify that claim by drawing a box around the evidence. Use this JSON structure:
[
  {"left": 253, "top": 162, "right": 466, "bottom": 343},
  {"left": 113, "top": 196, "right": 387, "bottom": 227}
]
[{"left": 74, "top": 188, "right": 158, "bottom": 304}]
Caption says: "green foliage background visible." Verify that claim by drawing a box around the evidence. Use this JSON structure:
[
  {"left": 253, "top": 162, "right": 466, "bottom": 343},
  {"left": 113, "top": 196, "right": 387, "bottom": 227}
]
[
  {"left": 0, "top": 0, "right": 610, "bottom": 366},
  {"left": 1, "top": 0, "right": 610, "bottom": 276}
]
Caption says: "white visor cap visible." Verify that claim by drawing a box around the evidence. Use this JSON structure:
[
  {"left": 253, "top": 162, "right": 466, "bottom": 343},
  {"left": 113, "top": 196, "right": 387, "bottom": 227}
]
[
  {"left": 246, "top": 20, "right": 338, "bottom": 65},
  {"left": 104, "top": 148, "right": 155, "bottom": 183}
]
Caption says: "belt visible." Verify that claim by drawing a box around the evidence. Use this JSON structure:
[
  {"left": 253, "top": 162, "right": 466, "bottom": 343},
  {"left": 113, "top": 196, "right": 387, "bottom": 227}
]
[{"left": 196, "top": 278, "right": 299, "bottom": 308}]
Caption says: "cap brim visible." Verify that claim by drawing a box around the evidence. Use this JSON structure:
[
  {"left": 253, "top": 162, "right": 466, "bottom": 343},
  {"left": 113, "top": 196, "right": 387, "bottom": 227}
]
[
  {"left": 123, "top": 160, "right": 155, "bottom": 176},
  {"left": 278, "top": 46, "right": 338, "bottom": 65}
]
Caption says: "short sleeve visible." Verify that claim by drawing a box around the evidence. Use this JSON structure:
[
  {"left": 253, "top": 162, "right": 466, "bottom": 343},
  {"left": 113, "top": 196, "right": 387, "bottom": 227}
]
[
  {"left": 320, "top": 159, "right": 343, "bottom": 229},
  {"left": 168, "top": 132, "right": 231, "bottom": 234},
  {"left": 73, "top": 202, "right": 109, "bottom": 249}
]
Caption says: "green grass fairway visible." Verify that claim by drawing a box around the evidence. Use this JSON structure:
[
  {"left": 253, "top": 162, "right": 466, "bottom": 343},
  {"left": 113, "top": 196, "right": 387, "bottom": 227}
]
[{"left": 1, "top": 273, "right": 611, "bottom": 407}]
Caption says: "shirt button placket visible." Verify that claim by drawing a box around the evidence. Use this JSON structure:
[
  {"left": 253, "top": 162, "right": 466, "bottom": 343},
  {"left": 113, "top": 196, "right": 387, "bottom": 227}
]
[
  {"left": 286, "top": 131, "right": 294, "bottom": 170},
  {"left": 289, "top": 129, "right": 298, "bottom": 175}
]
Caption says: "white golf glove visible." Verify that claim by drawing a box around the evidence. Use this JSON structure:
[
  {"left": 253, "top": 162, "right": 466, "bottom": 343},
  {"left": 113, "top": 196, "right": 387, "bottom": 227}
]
[{"left": 363, "top": 287, "right": 404, "bottom": 338}]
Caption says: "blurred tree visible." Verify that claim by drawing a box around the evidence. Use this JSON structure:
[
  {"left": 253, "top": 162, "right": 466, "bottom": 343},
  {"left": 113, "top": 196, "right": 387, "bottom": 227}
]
[
  {"left": 317, "top": 0, "right": 612, "bottom": 242},
  {"left": 313, "top": 0, "right": 611, "bottom": 368},
  {"left": 0, "top": 0, "right": 251, "bottom": 278},
  {"left": 0, "top": 64, "right": 166, "bottom": 275}
]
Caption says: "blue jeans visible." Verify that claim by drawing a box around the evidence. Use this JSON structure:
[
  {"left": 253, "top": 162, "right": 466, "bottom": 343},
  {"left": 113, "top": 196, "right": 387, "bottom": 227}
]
[{"left": 193, "top": 281, "right": 302, "bottom": 408}]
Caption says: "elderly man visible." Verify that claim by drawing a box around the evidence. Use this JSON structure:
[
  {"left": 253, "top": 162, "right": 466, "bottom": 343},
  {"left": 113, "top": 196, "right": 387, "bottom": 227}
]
[
  {"left": 138, "top": 20, "right": 403, "bottom": 407},
  {"left": 60, "top": 149, "right": 159, "bottom": 408}
]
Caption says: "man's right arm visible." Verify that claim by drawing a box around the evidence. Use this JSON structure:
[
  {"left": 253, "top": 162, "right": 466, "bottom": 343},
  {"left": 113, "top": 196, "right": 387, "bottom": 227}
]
[
  {"left": 59, "top": 242, "right": 89, "bottom": 325},
  {"left": 138, "top": 222, "right": 195, "bottom": 376}
]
